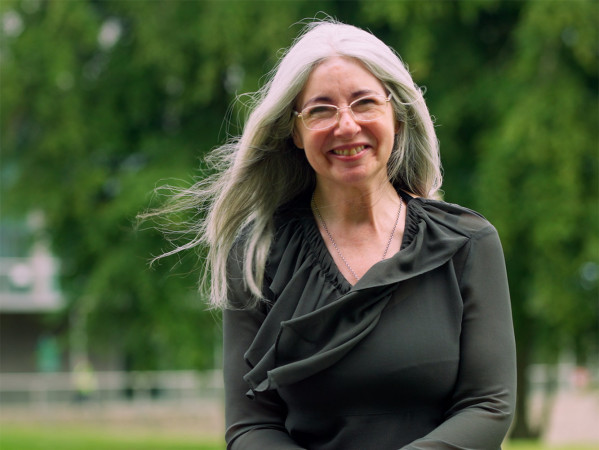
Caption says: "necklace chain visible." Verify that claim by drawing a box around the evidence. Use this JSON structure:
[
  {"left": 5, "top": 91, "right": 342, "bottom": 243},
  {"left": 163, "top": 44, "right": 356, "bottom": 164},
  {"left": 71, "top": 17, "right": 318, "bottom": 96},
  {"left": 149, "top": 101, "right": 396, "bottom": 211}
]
[{"left": 311, "top": 193, "right": 402, "bottom": 282}]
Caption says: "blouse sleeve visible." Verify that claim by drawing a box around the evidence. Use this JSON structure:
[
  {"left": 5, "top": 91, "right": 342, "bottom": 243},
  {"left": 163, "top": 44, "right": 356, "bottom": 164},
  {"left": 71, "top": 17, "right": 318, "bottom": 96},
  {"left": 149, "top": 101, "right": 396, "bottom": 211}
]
[
  {"left": 223, "top": 250, "right": 306, "bottom": 449},
  {"left": 402, "top": 226, "right": 517, "bottom": 449}
]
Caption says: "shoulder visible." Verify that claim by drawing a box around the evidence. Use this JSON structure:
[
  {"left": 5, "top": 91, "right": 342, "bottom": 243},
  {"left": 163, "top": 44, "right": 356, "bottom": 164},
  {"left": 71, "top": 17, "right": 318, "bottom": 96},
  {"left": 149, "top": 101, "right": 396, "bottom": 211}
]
[
  {"left": 225, "top": 191, "right": 313, "bottom": 310},
  {"left": 269, "top": 189, "right": 314, "bottom": 251},
  {"left": 412, "top": 197, "right": 497, "bottom": 240},
  {"left": 227, "top": 188, "right": 312, "bottom": 274},
  {"left": 410, "top": 198, "right": 507, "bottom": 282},
  {"left": 272, "top": 189, "right": 313, "bottom": 227},
  {"left": 225, "top": 233, "right": 251, "bottom": 308}
]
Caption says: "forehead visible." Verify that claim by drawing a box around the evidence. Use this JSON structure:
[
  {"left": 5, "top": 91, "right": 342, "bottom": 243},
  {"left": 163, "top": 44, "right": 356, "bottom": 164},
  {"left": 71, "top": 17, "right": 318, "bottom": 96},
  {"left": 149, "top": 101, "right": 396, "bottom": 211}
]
[{"left": 298, "top": 56, "right": 385, "bottom": 107}]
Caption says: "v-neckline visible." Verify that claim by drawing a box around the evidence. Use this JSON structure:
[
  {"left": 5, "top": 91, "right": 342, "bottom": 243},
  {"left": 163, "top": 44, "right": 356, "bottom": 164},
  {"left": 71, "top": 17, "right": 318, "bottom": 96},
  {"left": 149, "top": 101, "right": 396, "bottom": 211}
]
[{"left": 306, "top": 189, "right": 415, "bottom": 291}]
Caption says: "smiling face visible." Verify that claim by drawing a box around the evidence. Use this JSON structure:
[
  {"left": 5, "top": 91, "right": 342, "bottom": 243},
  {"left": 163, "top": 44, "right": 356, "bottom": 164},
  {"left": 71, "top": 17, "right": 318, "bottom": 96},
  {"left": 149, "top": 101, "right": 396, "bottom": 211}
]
[{"left": 293, "top": 56, "right": 398, "bottom": 191}]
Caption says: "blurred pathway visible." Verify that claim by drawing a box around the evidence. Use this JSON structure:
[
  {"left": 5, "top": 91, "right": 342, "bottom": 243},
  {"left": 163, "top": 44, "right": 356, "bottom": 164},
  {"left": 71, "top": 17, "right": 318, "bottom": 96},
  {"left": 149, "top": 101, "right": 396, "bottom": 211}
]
[
  {"left": 544, "top": 391, "right": 599, "bottom": 446},
  {"left": 0, "top": 399, "right": 224, "bottom": 437}
]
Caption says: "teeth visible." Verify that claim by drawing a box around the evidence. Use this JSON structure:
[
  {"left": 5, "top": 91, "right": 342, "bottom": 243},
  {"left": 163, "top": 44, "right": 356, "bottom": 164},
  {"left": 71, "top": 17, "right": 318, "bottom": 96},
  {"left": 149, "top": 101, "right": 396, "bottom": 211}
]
[{"left": 332, "top": 145, "right": 365, "bottom": 156}]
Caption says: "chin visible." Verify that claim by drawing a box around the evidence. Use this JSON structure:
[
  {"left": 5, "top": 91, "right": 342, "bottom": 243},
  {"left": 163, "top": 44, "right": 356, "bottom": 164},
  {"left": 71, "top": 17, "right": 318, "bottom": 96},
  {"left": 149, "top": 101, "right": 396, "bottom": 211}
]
[{"left": 339, "top": 164, "right": 388, "bottom": 183}]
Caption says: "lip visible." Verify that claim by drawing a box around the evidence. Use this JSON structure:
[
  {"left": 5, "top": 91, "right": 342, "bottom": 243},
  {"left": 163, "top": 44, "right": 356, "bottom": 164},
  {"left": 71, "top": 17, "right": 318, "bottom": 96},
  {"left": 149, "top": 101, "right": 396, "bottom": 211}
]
[{"left": 329, "top": 144, "right": 370, "bottom": 158}]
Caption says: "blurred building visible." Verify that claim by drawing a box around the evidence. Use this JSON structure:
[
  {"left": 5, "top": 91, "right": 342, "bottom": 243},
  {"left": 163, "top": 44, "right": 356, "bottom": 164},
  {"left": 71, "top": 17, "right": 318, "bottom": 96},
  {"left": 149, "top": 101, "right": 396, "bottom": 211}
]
[
  {"left": 0, "top": 213, "right": 64, "bottom": 373},
  {"left": 0, "top": 220, "right": 223, "bottom": 406}
]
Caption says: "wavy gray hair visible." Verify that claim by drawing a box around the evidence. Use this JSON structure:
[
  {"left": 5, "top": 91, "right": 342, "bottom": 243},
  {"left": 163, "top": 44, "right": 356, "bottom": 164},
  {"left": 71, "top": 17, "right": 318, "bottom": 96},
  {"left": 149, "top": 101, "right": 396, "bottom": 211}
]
[{"left": 152, "top": 20, "right": 441, "bottom": 308}]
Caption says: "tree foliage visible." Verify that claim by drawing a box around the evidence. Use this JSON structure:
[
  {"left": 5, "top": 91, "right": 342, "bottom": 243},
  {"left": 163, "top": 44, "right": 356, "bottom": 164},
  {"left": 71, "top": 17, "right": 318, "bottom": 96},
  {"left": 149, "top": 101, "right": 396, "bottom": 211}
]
[{"left": 2, "top": 0, "right": 597, "bottom": 436}]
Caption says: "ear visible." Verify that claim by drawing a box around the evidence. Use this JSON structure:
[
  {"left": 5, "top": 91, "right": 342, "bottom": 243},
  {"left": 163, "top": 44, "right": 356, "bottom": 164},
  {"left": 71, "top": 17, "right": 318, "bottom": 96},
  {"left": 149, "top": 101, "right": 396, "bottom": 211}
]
[
  {"left": 394, "top": 120, "right": 402, "bottom": 135},
  {"left": 292, "top": 127, "right": 304, "bottom": 149}
]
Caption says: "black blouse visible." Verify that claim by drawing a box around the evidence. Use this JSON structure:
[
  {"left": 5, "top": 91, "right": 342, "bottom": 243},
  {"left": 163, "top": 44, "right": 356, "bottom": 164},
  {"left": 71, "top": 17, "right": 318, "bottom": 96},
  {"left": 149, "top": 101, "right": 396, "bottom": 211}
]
[{"left": 223, "top": 191, "right": 516, "bottom": 449}]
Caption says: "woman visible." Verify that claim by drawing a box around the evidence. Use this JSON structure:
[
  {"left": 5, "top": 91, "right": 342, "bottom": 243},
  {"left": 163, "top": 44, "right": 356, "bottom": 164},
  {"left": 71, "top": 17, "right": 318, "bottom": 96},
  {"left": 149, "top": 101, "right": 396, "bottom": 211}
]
[{"left": 161, "top": 20, "right": 516, "bottom": 449}]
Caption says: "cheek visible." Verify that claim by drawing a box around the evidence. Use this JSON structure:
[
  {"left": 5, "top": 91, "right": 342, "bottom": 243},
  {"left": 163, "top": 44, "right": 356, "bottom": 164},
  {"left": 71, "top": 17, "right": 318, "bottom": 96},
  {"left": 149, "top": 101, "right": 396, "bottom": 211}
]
[
  {"left": 373, "top": 120, "right": 396, "bottom": 143},
  {"left": 294, "top": 129, "right": 329, "bottom": 156}
]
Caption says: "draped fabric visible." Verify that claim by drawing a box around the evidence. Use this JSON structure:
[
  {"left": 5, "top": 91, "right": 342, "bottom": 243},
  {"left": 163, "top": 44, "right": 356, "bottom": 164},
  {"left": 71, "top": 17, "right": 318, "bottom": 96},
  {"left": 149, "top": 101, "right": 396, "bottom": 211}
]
[{"left": 224, "top": 190, "right": 516, "bottom": 449}]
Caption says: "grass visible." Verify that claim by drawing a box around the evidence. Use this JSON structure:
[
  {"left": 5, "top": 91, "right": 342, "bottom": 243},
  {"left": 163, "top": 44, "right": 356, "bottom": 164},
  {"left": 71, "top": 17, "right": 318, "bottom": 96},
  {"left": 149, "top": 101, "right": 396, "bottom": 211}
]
[
  {"left": 505, "top": 442, "right": 597, "bottom": 450},
  {"left": 0, "top": 424, "right": 225, "bottom": 450},
  {"left": 1, "top": 425, "right": 597, "bottom": 450}
]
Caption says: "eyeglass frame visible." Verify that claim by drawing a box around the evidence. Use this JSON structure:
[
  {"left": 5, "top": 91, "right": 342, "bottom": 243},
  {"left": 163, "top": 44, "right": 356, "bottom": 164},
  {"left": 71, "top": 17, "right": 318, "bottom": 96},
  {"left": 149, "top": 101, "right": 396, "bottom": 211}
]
[{"left": 293, "top": 93, "right": 393, "bottom": 131}]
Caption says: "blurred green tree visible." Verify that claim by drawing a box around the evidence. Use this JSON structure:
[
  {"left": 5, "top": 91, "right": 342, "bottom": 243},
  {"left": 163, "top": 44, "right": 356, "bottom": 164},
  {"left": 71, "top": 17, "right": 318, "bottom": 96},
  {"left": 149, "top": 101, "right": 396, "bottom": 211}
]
[
  {"left": 0, "top": 0, "right": 313, "bottom": 370},
  {"left": 475, "top": 1, "right": 599, "bottom": 437},
  {"left": 360, "top": 0, "right": 598, "bottom": 437},
  {"left": 1, "top": 0, "right": 597, "bottom": 438}
]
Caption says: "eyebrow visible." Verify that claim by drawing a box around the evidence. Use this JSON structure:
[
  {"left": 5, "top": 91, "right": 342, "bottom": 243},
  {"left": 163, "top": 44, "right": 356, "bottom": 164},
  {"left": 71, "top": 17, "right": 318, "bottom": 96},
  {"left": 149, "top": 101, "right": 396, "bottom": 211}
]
[{"left": 301, "top": 89, "right": 383, "bottom": 110}]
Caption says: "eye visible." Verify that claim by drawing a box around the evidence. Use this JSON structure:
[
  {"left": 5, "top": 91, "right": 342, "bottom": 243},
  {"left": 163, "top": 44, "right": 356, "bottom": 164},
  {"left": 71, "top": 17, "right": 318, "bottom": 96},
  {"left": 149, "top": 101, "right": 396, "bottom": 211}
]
[
  {"left": 305, "top": 105, "right": 336, "bottom": 119},
  {"left": 352, "top": 96, "right": 380, "bottom": 111}
]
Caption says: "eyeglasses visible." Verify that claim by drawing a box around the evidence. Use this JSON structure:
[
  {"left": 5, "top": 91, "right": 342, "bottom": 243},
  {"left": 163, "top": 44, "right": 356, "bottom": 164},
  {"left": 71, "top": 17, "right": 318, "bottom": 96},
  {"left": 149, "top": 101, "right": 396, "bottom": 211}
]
[{"left": 294, "top": 93, "right": 392, "bottom": 131}]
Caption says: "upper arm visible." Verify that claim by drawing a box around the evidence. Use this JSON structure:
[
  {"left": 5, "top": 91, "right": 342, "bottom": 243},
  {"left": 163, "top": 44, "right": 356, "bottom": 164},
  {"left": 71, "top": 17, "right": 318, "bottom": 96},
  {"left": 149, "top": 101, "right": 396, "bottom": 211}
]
[
  {"left": 223, "top": 250, "right": 304, "bottom": 449},
  {"left": 453, "top": 227, "right": 516, "bottom": 413},
  {"left": 223, "top": 307, "right": 290, "bottom": 445}
]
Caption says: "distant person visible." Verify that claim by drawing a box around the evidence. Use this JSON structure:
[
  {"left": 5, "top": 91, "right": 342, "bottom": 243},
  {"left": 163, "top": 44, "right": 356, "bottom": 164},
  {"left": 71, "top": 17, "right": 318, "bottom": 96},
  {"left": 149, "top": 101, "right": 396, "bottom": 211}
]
[
  {"left": 154, "top": 19, "right": 516, "bottom": 449},
  {"left": 72, "top": 358, "right": 96, "bottom": 402}
]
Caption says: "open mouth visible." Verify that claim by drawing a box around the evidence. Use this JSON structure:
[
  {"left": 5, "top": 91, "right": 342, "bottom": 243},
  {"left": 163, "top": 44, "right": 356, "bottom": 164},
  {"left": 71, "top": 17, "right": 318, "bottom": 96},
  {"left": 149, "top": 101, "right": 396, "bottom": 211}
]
[{"left": 330, "top": 145, "right": 366, "bottom": 156}]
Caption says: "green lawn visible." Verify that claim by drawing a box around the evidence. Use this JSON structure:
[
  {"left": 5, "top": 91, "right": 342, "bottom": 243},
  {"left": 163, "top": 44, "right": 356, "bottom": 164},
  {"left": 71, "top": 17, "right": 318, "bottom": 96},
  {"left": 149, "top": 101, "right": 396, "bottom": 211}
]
[
  {"left": 1, "top": 425, "right": 597, "bottom": 450},
  {"left": 505, "top": 441, "right": 597, "bottom": 450},
  {"left": 0, "top": 424, "right": 225, "bottom": 450}
]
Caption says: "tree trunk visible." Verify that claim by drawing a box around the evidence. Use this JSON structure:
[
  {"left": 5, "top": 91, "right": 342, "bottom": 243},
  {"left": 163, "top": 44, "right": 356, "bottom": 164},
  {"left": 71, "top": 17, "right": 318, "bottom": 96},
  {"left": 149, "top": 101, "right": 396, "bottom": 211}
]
[{"left": 510, "top": 314, "right": 537, "bottom": 439}]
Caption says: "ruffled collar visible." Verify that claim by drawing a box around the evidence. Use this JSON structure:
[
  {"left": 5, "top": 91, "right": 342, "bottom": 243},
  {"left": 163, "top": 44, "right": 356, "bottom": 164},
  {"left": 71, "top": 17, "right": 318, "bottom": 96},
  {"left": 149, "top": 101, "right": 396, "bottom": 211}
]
[{"left": 243, "top": 190, "right": 476, "bottom": 397}]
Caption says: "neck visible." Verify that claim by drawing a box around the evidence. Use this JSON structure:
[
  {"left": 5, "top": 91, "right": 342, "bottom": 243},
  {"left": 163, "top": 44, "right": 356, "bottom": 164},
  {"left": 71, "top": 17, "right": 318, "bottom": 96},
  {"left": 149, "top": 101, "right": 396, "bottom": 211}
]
[
  {"left": 311, "top": 180, "right": 404, "bottom": 283},
  {"left": 313, "top": 179, "right": 399, "bottom": 226}
]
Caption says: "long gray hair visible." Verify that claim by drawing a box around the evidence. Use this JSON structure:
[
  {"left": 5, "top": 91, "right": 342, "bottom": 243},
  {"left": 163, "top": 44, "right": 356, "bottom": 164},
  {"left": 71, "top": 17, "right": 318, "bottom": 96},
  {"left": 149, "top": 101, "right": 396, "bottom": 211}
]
[{"left": 153, "top": 20, "right": 441, "bottom": 309}]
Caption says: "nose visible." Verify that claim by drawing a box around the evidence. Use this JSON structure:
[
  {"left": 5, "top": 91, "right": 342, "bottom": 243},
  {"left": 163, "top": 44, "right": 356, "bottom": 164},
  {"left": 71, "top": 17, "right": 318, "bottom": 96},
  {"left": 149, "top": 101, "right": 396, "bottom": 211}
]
[{"left": 334, "top": 107, "right": 360, "bottom": 137}]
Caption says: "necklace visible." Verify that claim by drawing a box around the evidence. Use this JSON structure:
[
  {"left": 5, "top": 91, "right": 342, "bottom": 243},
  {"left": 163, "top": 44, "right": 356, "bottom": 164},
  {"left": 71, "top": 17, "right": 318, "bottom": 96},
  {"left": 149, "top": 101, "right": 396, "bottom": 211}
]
[{"left": 311, "top": 192, "right": 402, "bottom": 282}]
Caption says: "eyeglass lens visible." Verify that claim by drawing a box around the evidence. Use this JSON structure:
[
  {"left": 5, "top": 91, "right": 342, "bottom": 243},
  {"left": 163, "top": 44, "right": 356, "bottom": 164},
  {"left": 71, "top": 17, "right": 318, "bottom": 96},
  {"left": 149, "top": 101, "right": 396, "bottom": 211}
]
[{"left": 301, "top": 95, "right": 389, "bottom": 130}]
